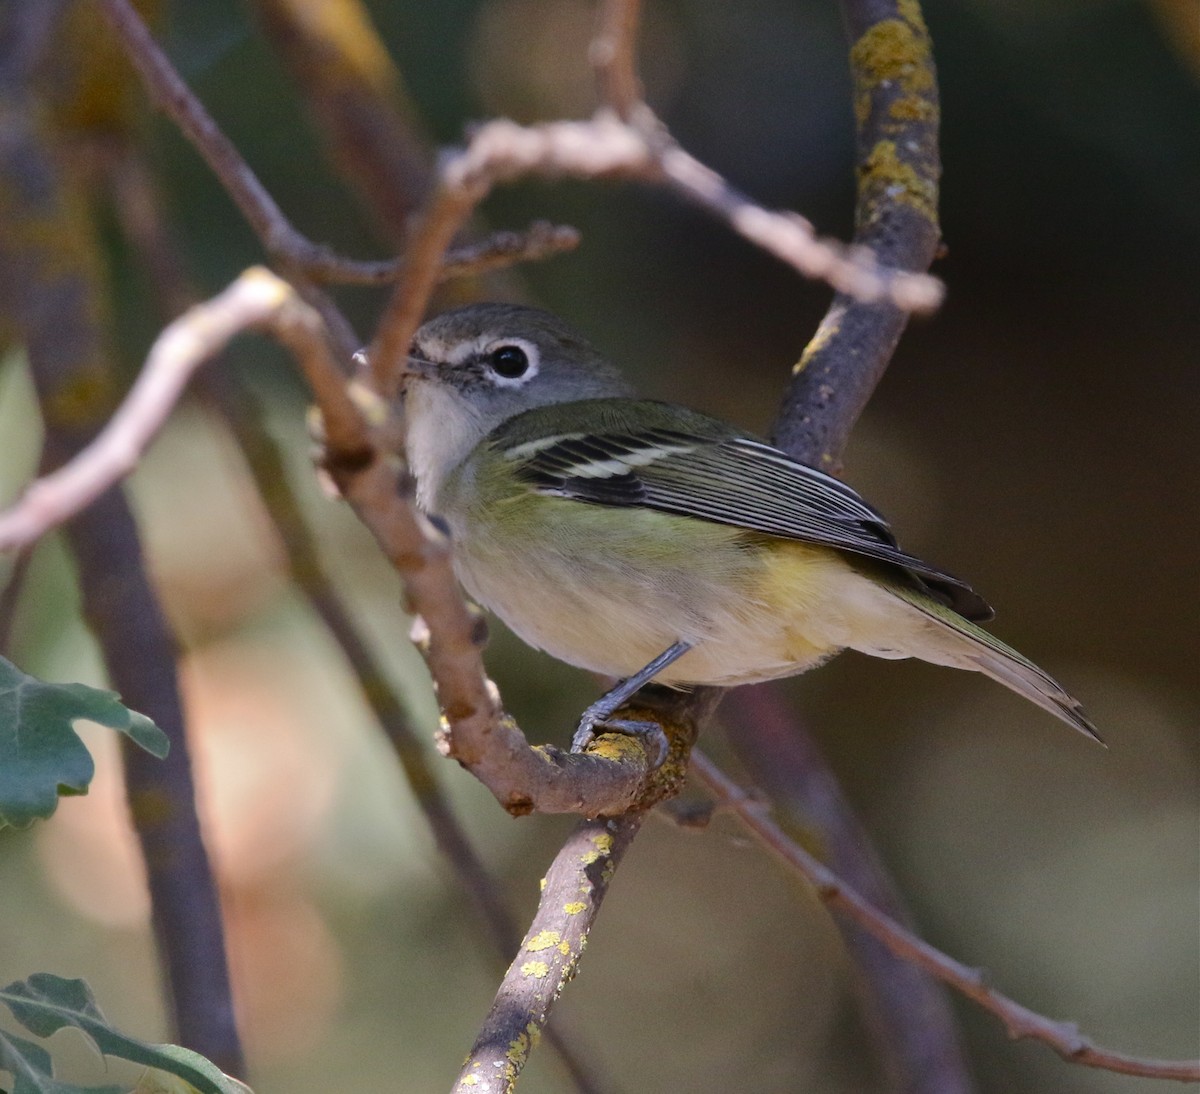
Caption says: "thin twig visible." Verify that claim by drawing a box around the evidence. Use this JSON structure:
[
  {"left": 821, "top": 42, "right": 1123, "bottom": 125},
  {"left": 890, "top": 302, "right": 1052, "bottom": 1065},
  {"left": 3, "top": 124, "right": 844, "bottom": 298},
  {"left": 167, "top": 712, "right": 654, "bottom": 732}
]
[
  {"left": 724, "top": 686, "right": 973, "bottom": 1094},
  {"left": 689, "top": 750, "right": 1200, "bottom": 1083},
  {"left": 453, "top": 815, "right": 644, "bottom": 1094},
  {"left": 0, "top": 270, "right": 296, "bottom": 551},
  {"left": 97, "top": 0, "right": 577, "bottom": 300},
  {"left": 369, "top": 113, "right": 943, "bottom": 399},
  {"left": 304, "top": 221, "right": 581, "bottom": 285},
  {"left": 97, "top": 0, "right": 299, "bottom": 258}
]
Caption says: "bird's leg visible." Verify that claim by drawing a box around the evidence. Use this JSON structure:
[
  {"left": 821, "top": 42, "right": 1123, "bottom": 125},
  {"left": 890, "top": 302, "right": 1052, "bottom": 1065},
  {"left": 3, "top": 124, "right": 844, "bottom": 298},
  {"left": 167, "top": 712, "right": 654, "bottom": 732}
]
[{"left": 570, "top": 640, "right": 693, "bottom": 763}]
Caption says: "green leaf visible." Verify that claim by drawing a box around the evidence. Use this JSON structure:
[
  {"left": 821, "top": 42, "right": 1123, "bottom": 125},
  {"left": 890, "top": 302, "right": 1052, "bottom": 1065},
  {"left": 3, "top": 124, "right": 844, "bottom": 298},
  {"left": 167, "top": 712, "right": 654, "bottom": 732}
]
[
  {"left": 0, "top": 657, "right": 169, "bottom": 829},
  {"left": 0, "top": 1027, "right": 122, "bottom": 1093},
  {"left": 0, "top": 976, "right": 248, "bottom": 1094}
]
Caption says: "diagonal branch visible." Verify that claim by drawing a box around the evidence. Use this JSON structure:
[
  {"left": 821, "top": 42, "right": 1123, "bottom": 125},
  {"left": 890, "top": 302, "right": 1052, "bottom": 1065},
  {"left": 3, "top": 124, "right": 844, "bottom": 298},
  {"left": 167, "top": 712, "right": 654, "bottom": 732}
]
[
  {"left": 689, "top": 750, "right": 1200, "bottom": 1084},
  {"left": 95, "top": 0, "right": 574, "bottom": 301},
  {"left": 453, "top": 814, "right": 644, "bottom": 1093}
]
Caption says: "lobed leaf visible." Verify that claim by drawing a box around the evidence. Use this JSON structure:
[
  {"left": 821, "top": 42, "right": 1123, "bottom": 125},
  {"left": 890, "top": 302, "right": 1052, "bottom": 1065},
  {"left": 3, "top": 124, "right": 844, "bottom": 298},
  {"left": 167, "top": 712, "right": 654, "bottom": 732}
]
[
  {"left": 0, "top": 657, "right": 169, "bottom": 828},
  {"left": 0, "top": 976, "right": 249, "bottom": 1094}
]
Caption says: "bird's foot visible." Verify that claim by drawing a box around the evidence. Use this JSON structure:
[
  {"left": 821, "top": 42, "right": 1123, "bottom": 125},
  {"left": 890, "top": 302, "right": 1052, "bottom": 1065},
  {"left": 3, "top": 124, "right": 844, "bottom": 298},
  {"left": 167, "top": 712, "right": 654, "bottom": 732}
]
[{"left": 570, "top": 709, "right": 669, "bottom": 768}]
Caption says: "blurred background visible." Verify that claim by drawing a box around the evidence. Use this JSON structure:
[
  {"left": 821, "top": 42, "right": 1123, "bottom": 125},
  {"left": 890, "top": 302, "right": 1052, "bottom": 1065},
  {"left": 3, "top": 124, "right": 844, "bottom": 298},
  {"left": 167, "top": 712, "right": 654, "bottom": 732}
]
[{"left": 0, "top": 0, "right": 1197, "bottom": 1091}]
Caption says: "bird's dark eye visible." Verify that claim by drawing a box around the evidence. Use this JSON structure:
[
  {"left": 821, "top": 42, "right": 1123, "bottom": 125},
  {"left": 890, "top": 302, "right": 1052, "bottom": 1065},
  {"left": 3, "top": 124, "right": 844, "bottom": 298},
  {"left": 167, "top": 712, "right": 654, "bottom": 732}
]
[{"left": 489, "top": 345, "right": 529, "bottom": 379}]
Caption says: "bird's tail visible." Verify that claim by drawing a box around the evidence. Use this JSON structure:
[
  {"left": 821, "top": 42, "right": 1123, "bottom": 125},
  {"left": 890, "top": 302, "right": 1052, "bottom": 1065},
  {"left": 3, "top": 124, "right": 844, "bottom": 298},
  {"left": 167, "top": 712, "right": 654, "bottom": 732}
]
[{"left": 884, "top": 584, "right": 1103, "bottom": 744}]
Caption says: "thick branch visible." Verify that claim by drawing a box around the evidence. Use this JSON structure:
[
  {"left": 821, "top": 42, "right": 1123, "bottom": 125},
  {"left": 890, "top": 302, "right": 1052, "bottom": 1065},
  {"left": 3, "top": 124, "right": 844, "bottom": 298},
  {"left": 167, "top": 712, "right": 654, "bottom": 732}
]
[
  {"left": 690, "top": 751, "right": 1200, "bottom": 1083},
  {"left": 773, "top": 0, "right": 943, "bottom": 468},
  {"left": 0, "top": 41, "right": 241, "bottom": 1066}
]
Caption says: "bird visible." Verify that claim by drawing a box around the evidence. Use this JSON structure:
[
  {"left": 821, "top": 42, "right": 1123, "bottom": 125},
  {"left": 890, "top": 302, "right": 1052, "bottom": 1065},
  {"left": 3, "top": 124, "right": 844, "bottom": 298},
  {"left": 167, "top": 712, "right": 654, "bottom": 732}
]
[{"left": 399, "top": 302, "right": 1100, "bottom": 751}]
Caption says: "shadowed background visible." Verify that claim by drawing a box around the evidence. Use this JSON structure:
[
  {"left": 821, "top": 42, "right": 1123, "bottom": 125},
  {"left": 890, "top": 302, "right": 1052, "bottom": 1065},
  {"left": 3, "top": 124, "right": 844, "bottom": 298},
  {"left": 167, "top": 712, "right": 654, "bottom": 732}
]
[{"left": 0, "top": 0, "right": 1196, "bottom": 1091}]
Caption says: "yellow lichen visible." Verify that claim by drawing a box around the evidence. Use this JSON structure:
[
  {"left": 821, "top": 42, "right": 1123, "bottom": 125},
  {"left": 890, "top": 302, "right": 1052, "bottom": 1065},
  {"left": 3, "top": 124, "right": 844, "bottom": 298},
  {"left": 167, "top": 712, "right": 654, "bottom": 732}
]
[
  {"left": 858, "top": 139, "right": 937, "bottom": 222},
  {"left": 558, "top": 941, "right": 572, "bottom": 955},
  {"left": 506, "top": 1031, "right": 531, "bottom": 1065},
  {"left": 585, "top": 732, "right": 647, "bottom": 764},
  {"left": 563, "top": 902, "right": 586, "bottom": 915},
  {"left": 526, "top": 930, "right": 562, "bottom": 952},
  {"left": 848, "top": 13, "right": 936, "bottom": 133},
  {"left": 794, "top": 315, "right": 841, "bottom": 374},
  {"left": 888, "top": 95, "right": 935, "bottom": 122},
  {"left": 458, "top": 1076, "right": 479, "bottom": 1088},
  {"left": 520, "top": 960, "right": 550, "bottom": 978}
]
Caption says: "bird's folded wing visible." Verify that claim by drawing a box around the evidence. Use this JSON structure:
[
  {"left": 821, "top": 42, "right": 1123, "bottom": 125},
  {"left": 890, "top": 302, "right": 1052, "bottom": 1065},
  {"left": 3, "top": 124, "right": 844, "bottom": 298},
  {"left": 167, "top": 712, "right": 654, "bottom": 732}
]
[{"left": 494, "top": 406, "right": 994, "bottom": 621}]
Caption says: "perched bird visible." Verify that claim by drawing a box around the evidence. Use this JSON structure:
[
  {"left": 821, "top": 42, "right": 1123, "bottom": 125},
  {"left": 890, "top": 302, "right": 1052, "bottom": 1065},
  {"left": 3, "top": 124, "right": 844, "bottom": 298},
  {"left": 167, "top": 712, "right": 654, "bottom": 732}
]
[{"left": 401, "top": 302, "right": 1100, "bottom": 750}]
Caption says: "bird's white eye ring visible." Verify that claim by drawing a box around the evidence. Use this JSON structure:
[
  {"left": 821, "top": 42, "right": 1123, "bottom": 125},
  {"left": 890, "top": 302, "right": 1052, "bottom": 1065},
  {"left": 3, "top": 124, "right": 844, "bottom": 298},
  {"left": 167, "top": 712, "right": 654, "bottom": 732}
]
[{"left": 484, "top": 338, "right": 540, "bottom": 385}]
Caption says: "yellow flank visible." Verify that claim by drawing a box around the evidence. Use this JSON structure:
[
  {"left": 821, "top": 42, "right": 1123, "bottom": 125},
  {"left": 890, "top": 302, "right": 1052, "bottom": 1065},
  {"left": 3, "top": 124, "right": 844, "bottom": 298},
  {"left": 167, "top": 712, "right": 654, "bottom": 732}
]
[{"left": 526, "top": 930, "right": 562, "bottom": 952}]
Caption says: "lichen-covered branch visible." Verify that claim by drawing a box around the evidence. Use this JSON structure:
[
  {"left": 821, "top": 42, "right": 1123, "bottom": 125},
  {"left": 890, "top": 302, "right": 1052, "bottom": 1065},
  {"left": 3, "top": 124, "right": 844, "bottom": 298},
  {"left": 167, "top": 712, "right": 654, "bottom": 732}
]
[
  {"left": 773, "top": 0, "right": 943, "bottom": 468},
  {"left": 690, "top": 751, "right": 1200, "bottom": 1083},
  {"left": 453, "top": 815, "right": 644, "bottom": 1094}
]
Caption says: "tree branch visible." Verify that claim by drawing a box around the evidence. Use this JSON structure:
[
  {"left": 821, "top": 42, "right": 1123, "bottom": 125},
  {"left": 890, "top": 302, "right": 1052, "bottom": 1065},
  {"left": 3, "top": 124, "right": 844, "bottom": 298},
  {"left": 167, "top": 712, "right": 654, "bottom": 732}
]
[
  {"left": 368, "top": 113, "right": 943, "bottom": 398},
  {"left": 0, "top": 30, "right": 242, "bottom": 1066},
  {"left": 453, "top": 814, "right": 644, "bottom": 1094},
  {"left": 103, "top": 150, "right": 607, "bottom": 1094},
  {"left": 690, "top": 750, "right": 1200, "bottom": 1083},
  {"left": 773, "top": 0, "right": 944, "bottom": 468},
  {"left": 0, "top": 270, "right": 295, "bottom": 551},
  {"left": 724, "top": 687, "right": 973, "bottom": 1094},
  {"left": 96, "top": 0, "right": 577, "bottom": 301}
]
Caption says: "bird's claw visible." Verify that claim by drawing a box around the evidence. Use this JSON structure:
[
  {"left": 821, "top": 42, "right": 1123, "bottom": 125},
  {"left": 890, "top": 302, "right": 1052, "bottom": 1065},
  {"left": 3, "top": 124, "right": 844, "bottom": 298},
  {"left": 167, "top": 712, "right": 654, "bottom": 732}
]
[{"left": 570, "top": 714, "right": 669, "bottom": 768}]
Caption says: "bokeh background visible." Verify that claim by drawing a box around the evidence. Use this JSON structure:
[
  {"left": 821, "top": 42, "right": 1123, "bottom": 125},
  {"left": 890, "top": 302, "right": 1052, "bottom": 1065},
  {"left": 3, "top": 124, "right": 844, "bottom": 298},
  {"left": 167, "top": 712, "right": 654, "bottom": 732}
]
[{"left": 1, "top": 0, "right": 1197, "bottom": 1091}]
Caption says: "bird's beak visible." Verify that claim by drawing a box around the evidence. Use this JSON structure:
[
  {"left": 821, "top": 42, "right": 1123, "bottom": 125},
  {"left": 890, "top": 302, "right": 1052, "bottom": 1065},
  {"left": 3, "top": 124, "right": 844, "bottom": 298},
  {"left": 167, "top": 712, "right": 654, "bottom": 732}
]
[{"left": 403, "top": 354, "right": 442, "bottom": 382}]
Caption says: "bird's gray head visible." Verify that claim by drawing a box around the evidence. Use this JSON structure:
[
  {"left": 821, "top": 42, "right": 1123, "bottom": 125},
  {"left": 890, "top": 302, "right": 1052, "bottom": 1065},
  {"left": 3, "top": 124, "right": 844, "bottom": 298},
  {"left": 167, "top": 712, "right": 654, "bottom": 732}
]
[
  {"left": 407, "top": 302, "right": 631, "bottom": 411},
  {"left": 403, "top": 303, "right": 633, "bottom": 507}
]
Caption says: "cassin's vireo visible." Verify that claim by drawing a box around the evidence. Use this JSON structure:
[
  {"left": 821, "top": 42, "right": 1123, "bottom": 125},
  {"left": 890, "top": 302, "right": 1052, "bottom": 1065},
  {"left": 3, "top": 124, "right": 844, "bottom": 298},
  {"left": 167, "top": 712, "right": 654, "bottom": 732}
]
[{"left": 400, "top": 303, "right": 1100, "bottom": 750}]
